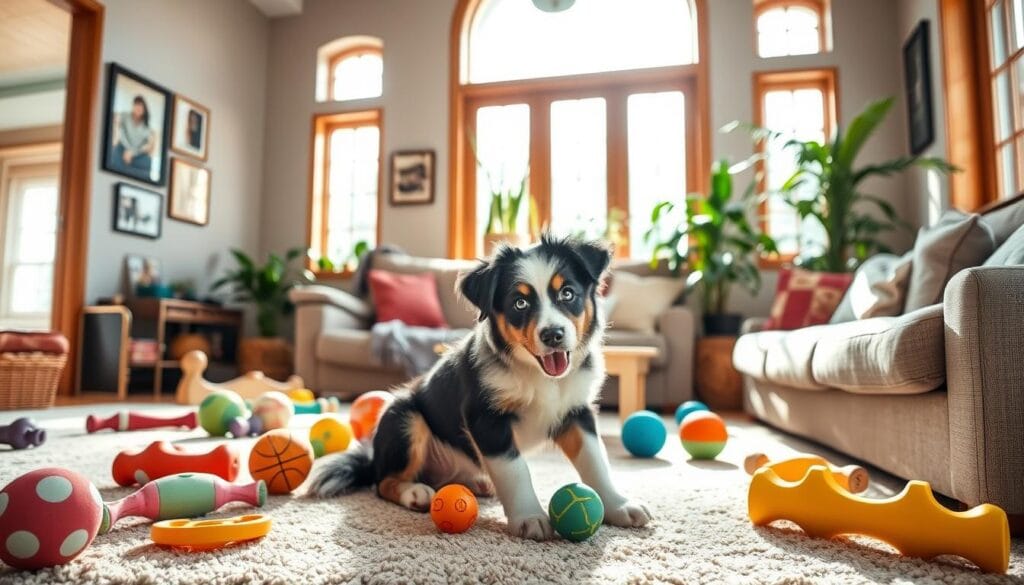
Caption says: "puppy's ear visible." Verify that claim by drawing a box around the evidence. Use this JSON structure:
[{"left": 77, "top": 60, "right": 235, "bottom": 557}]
[
  {"left": 459, "top": 261, "right": 498, "bottom": 322},
  {"left": 571, "top": 240, "right": 612, "bottom": 285}
]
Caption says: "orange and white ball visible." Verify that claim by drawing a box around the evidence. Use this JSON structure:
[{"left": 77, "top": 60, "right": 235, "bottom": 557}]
[{"left": 349, "top": 390, "right": 395, "bottom": 440}]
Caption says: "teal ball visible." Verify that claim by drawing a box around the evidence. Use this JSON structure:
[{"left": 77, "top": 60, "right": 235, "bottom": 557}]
[
  {"left": 674, "top": 400, "right": 709, "bottom": 425},
  {"left": 199, "top": 390, "right": 247, "bottom": 436},
  {"left": 621, "top": 411, "right": 666, "bottom": 458},
  {"left": 548, "top": 483, "right": 604, "bottom": 542}
]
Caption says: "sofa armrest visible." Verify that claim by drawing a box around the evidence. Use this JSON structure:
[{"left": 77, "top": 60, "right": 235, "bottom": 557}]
[
  {"left": 741, "top": 317, "right": 769, "bottom": 335},
  {"left": 656, "top": 305, "right": 696, "bottom": 404},
  {"left": 944, "top": 265, "right": 1024, "bottom": 512},
  {"left": 289, "top": 285, "right": 373, "bottom": 391}
]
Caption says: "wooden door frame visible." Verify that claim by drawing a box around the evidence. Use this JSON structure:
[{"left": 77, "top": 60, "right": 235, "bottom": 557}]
[{"left": 47, "top": 0, "right": 105, "bottom": 394}]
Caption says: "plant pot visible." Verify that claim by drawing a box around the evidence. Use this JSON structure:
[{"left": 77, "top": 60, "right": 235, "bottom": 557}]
[
  {"left": 238, "top": 337, "right": 293, "bottom": 381},
  {"left": 483, "top": 232, "right": 531, "bottom": 255},
  {"left": 702, "top": 313, "right": 743, "bottom": 336}
]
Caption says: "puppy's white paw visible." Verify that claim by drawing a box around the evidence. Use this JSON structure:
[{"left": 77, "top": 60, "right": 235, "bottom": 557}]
[
  {"left": 604, "top": 500, "right": 652, "bottom": 528},
  {"left": 508, "top": 513, "right": 554, "bottom": 541},
  {"left": 399, "top": 483, "right": 435, "bottom": 512}
]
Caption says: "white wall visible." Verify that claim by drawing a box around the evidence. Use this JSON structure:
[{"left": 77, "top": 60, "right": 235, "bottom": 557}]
[{"left": 86, "top": 0, "right": 270, "bottom": 302}]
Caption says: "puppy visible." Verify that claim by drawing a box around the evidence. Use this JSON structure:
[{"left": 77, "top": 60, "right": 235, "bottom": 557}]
[{"left": 309, "top": 235, "right": 651, "bottom": 540}]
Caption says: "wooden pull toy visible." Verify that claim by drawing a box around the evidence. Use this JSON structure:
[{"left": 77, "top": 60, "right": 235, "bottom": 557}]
[
  {"left": 111, "top": 441, "right": 240, "bottom": 486},
  {"left": 0, "top": 417, "right": 46, "bottom": 449},
  {"left": 177, "top": 350, "right": 304, "bottom": 405},
  {"left": 744, "top": 452, "right": 869, "bottom": 493},
  {"left": 748, "top": 466, "right": 1010, "bottom": 573},
  {"left": 151, "top": 514, "right": 272, "bottom": 550},
  {"left": 86, "top": 410, "right": 198, "bottom": 433}
]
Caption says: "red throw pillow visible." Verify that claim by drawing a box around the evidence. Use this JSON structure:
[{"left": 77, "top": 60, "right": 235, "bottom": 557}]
[
  {"left": 764, "top": 267, "right": 854, "bottom": 330},
  {"left": 368, "top": 270, "right": 448, "bottom": 328}
]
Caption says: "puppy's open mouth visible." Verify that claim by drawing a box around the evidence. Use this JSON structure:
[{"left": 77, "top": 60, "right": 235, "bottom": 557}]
[{"left": 535, "top": 351, "right": 570, "bottom": 377}]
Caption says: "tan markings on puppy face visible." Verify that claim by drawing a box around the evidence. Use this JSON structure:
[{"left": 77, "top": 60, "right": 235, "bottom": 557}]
[
  {"left": 550, "top": 273, "right": 564, "bottom": 291},
  {"left": 554, "top": 425, "right": 583, "bottom": 460},
  {"left": 516, "top": 283, "right": 531, "bottom": 296},
  {"left": 377, "top": 414, "right": 431, "bottom": 504},
  {"left": 573, "top": 296, "right": 594, "bottom": 344},
  {"left": 495, "top": 313, "right": 541, "bottom": 357}
]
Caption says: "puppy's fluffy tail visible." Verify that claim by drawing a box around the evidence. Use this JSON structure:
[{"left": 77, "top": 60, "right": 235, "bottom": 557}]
[{"left": 308, "top": 447, "right": 375, "bottom": 497}]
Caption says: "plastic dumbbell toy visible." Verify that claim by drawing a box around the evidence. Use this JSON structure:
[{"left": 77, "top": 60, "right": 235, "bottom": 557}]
[
  {"left": 226, "top": 414, "right": 263, "bottom": 438},
  {"left": 86, "top": 410, "right": 197, "bottom": 433},
  {"left": 0, "top": 417, "right": 46, "bottom": 449},
  {"left": 744, "top": 452, "right": 869, "bottom": 494},
  {"left": 100, "top": 472, "right": 267, "bottom": 534},
  {"left": 292, "top": 396, "right": 341, "bottom": 415},
  {"left": 111, "top": 441, "right": 240, "bottom": 486}
]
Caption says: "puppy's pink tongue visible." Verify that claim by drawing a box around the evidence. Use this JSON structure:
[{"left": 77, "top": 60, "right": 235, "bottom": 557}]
[{"left": 541, "top": 351, "right": 569, "bottom": 376}]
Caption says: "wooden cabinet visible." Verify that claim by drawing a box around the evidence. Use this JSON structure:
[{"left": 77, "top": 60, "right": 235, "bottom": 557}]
[{"left": 695, "top": 335, "right": 743, "bottom": 411}]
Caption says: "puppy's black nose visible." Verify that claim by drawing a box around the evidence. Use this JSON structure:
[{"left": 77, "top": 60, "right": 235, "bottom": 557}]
[{"left": 540, "top": 326, "right": 565, "bottom": 348}]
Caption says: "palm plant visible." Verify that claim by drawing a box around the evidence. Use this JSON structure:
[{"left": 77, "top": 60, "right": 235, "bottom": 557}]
[{"left": 211, "top": 247, "right": 313, "bottom": 337}]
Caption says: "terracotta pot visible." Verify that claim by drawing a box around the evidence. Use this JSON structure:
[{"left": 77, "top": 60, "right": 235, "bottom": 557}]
[
  {"left": 238, "top": 337, "right": 293, "bottom": 381},
  {"left": 483, "top": 232, "right": 531, "bottom": 254}
]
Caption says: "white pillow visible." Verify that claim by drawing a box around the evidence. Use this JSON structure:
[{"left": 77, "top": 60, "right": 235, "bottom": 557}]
[
  {"left": 606, "top": 271, "right": 685, "bottom": 333},
  {"left": 830, "top": 253, "right": 913, "bottom": 323}
]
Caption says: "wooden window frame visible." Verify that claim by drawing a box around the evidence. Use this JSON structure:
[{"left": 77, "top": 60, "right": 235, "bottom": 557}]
[
  {"left": 752, "top": 67, "right": 839, "bottom": 268},
  {"left": 448, "top": 0, "right": 710, "bottom": 260},
  {"left": 306, "top": 109, "right": 383, "bottom": 279},
  {"left": 753, "top": 0, "right": 832, "bottom": 58},
  {"left": 982, "top": 0, "right": 1024, "bottom": 200},
  {"left": 326, "top": 44, "right": 383, "bottom": 102}
]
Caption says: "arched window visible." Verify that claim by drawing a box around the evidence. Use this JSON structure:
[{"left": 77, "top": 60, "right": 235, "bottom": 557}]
[
  {"left": 315, "top": 36, "right": 383, "bottom": 102},
  {"left": 754, "top": 0, "right": 830, "bottom": 58},
  {"left": 450, "top": 0, "right": 707, "bottom": 259}
]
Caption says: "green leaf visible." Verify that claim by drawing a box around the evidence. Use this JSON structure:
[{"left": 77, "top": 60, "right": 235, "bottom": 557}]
[{"left": 836, "top": 97, "right": 893, "bottom": 169}]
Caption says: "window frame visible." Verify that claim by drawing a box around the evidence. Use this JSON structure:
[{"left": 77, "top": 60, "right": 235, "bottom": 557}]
[
  {"left": 448, "top": 0, "right": 710, "bottom": 259},
  {"left": 983, "top": 0, "right": 1024, "bottom": 200},
  {"left": 306, "top": 109, "right": 384, "bottom": 278},
  {"left": 326, "top": 44, "right": 384, "bottom": 102},
  {"left": 752, "top": 67, "right": 839, "bottom": 268},
  {"left": 753, "top": 0, "right": 832, "bottom": 58}
]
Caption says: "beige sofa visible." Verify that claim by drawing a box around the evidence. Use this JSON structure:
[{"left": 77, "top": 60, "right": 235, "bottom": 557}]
[
  {"left": 290, "top": 252, "right": 695, "bottom": 409},
  {"left": 734, "top": 196, "right": 1024, "bottom": 515}
]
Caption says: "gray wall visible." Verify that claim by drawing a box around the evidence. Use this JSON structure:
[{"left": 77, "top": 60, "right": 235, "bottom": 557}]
[{"left": 86, "top": 0, "right": 270, "bottom": 303}]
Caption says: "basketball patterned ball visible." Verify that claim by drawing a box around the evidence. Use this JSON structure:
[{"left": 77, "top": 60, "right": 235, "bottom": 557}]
[
  {"left": 548, "top": 483, "right": 604, "bottom": 542},
  {"left": 248, "top": 430, "right": 314, "bottom": 494},
  {"left": 430, "top": 484, "right": 478, "bottom": 534}
]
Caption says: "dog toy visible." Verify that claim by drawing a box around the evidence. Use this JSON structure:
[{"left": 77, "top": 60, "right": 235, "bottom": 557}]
[
  {"left": 621, "top": 411, "right": 666, "bottom": 457},
  {"left": 198, "top": 389, "right": 250, "bottom": 437},
  {"left": 288, "top": 388, "right": 315, "bottom": 403},
  {"left": 176, "top": 350, "right": 305, "bottom": 405},
  {"left": 674, "top": 400, "right": 708, "bottom": 425},
  {"left": 679, "top": 411, "right": 727, "bottom": 459},
  {"left": 151, "top": 514, "right": 272, "bottom": 550},
  {"left": 0, "top": 417, "right": 46, "bottom": 449},
  {"left": 548, "top": 483, "right": 604, "bottom": 542},
  {"left": 748, "top": 466, "right": 1010, "bottom": 573},
  {"left": 430, "top": 484, "right": 478, "bottom": 534},
  {"left": 0, "top": 468, "right": 104, "bottom": 570},
  {"left": 248, "top": 429, "right": 314, "bottom": 494},
  {"left": 227, "top": 414, "right": 263, "bottom": 438},
  {"left": 85, "top": 410, "right": 197, "bottom": 433},
  {"left": 350, "top": 390, "right": 395, "bottom": 440},
  {"left": 100, "top": 472, "right": 267, "bottom": 534},
  {"left": 744, "top": 452, "right": 869, "bottom": 494},
  {"left": 111, "top": 441, "right": 240, "bottom": 486},
  {"left": 252, "top": 391, "right": 294, "bottom": 431},
  {"left": 309, "top": 416, "right": 352, "bottom": 458},
  {"left": 293, "top": 396, "right": 342, "bottom": 415}
]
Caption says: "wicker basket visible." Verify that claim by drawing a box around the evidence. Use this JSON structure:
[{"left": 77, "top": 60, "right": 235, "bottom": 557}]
[{"left": 0, "top": 352, "right": 67, "bottom": 409}]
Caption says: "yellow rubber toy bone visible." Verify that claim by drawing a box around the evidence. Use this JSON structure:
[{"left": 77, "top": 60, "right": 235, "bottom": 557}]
[
  {"left": 744, "top": 452, "right": 869, "bottom": 493},
  {"left": 748, "top": 466, "right": 1010, "bottom": 574}
]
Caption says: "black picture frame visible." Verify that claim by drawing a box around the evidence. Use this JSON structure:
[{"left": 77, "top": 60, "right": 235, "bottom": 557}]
[
  {"left": 112, "top": 182, "right": 163, "bottom": 239},
  {"left": 390, "top": 149, "right": 436, "bottom": 205},
  {"left": 903, "top": 20, "right": 934, "bottom": 156},
  {"left": 101, "top": 63, "right": 172, "bottom": 186}
]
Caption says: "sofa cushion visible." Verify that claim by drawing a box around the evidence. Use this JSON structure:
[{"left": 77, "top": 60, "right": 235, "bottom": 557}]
[
  {"left": 733, "top": 326, "right": 829, "bottom": 390},
  {"left": 368, "top": 270, "right": 448, "bottom": 328},
  {"left": 733, "top": 329, "right": 784, "bottom": 380},
  {"left": 984, "top": 223, "right": 1024, "bottom": 266},
  {"left": 905, "top": 211, "right": 994, "bottom": 311},
  {"left": 603, "top": 329, "right": 668, "bottom": 368},
  {"left": 606, "top": 271, "right": 684, "bottom": 333},
  {"left": 765, "top": 268, "right": 852, "bottom": 330},
  {"left": 980, "top": 194, "right": 1024, "bottom": 247},
  {"left": 370, "top": 253, "right": 478, "bottom": 329},
  {"left": 829, "top": 252, "right": 912, "bottom": 323},
  {"left": 317, "top": 330, "right": 385, "bottom": 370},
  {"left": 811, "top": 304, "right": 945, "bottom": 395}
]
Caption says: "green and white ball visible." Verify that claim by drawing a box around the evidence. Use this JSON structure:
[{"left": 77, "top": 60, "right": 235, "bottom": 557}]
[
  {"left": 547, "top": 483, "right": 604, "bottom": 542},
  {"left": 198, "top": 390, "right": 248, "bottom": 436}
]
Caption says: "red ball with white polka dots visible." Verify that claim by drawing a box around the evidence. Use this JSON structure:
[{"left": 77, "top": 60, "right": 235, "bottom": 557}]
[{"left": 0, "top": 468, "right": 105, "bottom": 570}]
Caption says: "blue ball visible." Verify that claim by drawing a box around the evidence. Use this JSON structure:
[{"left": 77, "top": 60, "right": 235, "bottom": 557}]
[
  {"left": 621, "top": 411, "right": 666, "bottom": 458},
  {"left": 675, "top": 400, "right": 709, "bottom": 425}
]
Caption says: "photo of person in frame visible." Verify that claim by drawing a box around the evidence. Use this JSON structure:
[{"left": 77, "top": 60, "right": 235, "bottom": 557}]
[{"left": 111, "top": 95, "right": 157, "bottom": 174}]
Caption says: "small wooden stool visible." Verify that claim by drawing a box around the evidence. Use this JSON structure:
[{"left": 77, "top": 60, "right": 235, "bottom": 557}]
[{"left": 603, "top": 346, "right": 659, "bottom": 422}]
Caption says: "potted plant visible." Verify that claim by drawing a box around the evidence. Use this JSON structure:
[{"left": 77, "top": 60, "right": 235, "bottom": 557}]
[
  {"left": 752, "top": 97, "right": 955, "bottom": 272},
  {"left": 211, "top": 247, "right": 312, "bottom": 379},
  {"left": 645, "top": 159, "right": 777, "bottom": 335},
  {"left": 481, "top": 172, "right": 532, "bottom": 253}
]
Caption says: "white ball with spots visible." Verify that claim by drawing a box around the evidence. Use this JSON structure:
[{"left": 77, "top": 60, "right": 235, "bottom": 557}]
[
  {"left": 6, "top": 530, "right": 39, "bottom": 560},
  {"left": 36, "top": 475, "right": 73, "bottom": 503}
]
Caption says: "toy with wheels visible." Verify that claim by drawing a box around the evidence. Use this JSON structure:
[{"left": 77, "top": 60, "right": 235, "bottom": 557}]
[
  {"left": 0, "top": 417, "right": 45, "bottom": 449},
  {"left": 679, "top": 411, "right": 727, "bottom": 459},
  {"left": 176, "top": 350, "right": 304, "bottom": 405},
  {"left": 620, "top": 411, "right": 666, "bottom": 457},
  {"left": 744, "top": 452, "right": 869, "bottom": 494},
  {"left": 350, "top": 390, "right": 395, "bottom": 440},
  {"left": 248, "top": 429, "right": 315, "bottom": 494},
  {"left": 198, "top": 389, "right": 251, "bottom": 437},
  {"left": 151, "top": 514, "right": 272, "bottom": 550},
  {"left": 430, "top": 484, "right": 478, "bottom": 534},
  {"left": 548, "top": 483, "right": 604, "bottom": 542},
  {"left": 0, "top": 468, "right": 104, "bottom": 569},
  {"left": 252, "top": 391, "right": 294, "bottom": 431},
  {"left": 86, "top": 410, "right": 197, "bottom": 433},
  {"left": 674, "top": 400, "right": 709, "bottom": 425},
  {"left": 309, "top": 416, "right": 352, "bottom": 458},
  {"left": 111, "top": 441, "right": 240, "bottom": 486},
  {"left": 748, "top": 465, "right": 1010, "bottom": 573}
]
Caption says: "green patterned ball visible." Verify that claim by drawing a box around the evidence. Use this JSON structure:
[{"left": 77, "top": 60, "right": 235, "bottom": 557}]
[
  {"left": 547, "top": 483, "right": 604, "bottom": 542},
  {"left": 198, "top": 390, "right": 247, "bottom": 436}
]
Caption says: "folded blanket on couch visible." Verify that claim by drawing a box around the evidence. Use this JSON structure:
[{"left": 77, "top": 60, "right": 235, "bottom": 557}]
[{"left": 369, "top": 320, "right": 471, "bottom": 377}]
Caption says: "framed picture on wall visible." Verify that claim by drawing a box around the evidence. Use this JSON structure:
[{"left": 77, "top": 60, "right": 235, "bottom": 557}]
[
  {"left": 903, "top": 20, "right": 934, "bottom": 156},
  {"left": 170, "top": 95, "right": 210, "bottom": 161},
  {"left": 168, "top": 158, "right": 211, "bottom": 226},
  {"left": 390, "top": 150, "right": 435, "bottom": 205},
  {"left": 101, "top": 63, "right": 171, "bottom": 185},
  {"left": 112, "top": 182, "right": 162, "bottom": 239}
]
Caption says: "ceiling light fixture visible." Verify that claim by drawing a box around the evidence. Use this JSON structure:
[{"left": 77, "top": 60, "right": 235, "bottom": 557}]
[{"left": 531, "top": 0, "right": 575, "bottom": 13}]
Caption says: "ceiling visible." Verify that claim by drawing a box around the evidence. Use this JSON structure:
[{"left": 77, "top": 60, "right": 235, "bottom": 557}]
[
  {"left": 0, "top": 0, "right": 70, "bottom": 89},
  {"left": 248, "top": 0, "right": 303, "bottom": 18}
]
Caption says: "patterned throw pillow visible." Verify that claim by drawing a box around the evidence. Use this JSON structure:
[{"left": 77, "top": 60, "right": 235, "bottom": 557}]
[{"left": 764, "top": 267, "right": 854, "bottom": 330}]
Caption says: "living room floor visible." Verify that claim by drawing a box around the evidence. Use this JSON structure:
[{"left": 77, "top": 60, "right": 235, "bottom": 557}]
[{"left": 1, "top": 404, "right": 1021, "bottom": 584}]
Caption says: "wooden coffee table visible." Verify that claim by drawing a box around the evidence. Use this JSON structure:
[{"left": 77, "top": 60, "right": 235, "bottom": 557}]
[{"left": 603, "top": 346, "right": 659, "bottom": 422}]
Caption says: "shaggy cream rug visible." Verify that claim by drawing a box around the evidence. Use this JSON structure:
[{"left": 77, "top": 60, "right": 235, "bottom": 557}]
[{"left": 0, "top": 404, "right": 1021, "bottom": 585}]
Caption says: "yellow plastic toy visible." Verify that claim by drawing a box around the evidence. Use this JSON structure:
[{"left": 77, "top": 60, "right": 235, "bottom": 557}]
[
  {"left": 309, "top": 416, "right": 353, "bottom": 458},
  {"left": 744, "top": 452, "right": 869, "bottom": 493},
  {"left": 288, "top": 388, "right": 316, "bottom": 403},
  {"left": 150, "top": 514, "right": 272, "bottom": 550},
  {"left": 748, "top": 466, "right": 1010, "bottom": 573}
]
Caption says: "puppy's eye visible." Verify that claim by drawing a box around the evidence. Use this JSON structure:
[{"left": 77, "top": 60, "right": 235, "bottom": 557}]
[
  {"left": 558, "top": 288, "right": 576, "bottom": 302},
  {"left": 514, "top": 298, "right": 530, "bottom": 311}
]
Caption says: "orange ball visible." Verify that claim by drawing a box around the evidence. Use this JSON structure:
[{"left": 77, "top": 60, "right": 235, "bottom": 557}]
[
  {"left": 248, "top": 429, "right": 314, "bottom": 494},
  {"left": 430, "top": 484, "right": 478, "bottom": 534},
  {"left": 349, "top": 390, "right": 395, "bottom": 440}
]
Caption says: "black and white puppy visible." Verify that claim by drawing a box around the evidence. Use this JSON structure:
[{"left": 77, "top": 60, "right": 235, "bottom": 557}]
[{"left": 310, "top": 235, "right": 651, "bottom": 540}]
